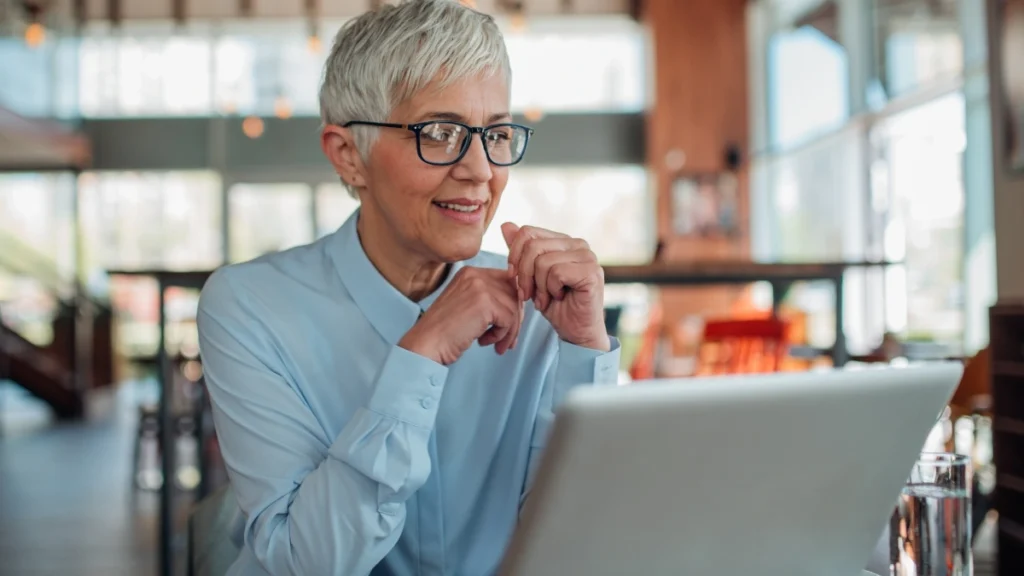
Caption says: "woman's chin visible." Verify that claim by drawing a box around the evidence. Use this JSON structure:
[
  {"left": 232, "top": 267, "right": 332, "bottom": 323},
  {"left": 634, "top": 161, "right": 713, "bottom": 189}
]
[{"left": 434, "top": 236, "right": 484, "bottom": 263}]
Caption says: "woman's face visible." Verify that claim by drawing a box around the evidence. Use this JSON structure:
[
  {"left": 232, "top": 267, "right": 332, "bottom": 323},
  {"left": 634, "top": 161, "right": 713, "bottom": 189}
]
[{"left": 361, "top": 72, "right": 511, "bottom": 263}]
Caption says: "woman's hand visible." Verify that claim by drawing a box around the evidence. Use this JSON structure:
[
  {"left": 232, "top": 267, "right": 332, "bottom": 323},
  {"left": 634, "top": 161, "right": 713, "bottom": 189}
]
[
  {"left": 398, "top": 266, "right": 523, "bottom": 366},
  {"left": 501, "top": 223, "right": 610, "bottom": 352}
]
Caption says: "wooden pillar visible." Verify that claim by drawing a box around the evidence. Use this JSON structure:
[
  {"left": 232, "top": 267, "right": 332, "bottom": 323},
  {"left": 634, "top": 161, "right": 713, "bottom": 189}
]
[{"left": 644, "top": 0, "right": 752, "bottom": 355}]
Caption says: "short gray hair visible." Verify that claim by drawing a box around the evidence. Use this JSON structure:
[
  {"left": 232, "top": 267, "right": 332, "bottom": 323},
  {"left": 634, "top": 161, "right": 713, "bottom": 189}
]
[{"left": 320, "top": 0, "right": 512, "bottom": 165}]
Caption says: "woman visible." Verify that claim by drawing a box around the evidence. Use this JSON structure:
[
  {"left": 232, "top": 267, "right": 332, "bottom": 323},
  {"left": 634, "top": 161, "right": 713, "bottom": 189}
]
[{"left": 197, "top": 1, "right": 620, "bottom": 575}]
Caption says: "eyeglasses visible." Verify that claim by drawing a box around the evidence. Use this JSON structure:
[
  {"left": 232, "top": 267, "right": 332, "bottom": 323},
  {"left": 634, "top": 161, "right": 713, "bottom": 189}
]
[{"left": 342, "top": 120, "right": 534, "bottom": 167}]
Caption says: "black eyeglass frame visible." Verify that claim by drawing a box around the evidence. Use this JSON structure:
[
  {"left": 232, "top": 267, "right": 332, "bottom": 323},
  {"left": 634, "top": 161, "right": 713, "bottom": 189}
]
[{"left": 341, "top": 120, "right": 535, "bottom": 167}]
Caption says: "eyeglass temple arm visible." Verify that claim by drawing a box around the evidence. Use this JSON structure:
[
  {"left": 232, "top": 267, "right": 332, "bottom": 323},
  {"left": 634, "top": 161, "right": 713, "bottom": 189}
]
[{"left": 341, "top": 121, "right": 407, "bottom": 129}]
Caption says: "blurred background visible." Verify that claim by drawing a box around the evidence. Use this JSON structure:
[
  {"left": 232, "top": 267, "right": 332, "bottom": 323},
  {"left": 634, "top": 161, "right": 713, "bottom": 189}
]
[{"left": 1, "top": 0, "right": 1023, "bottom": 574}]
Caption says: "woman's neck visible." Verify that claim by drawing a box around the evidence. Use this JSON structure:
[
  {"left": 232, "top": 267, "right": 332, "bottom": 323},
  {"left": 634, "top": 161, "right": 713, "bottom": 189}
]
[{"left": 356, "top": 212, "right": 449, "bottom": 302}]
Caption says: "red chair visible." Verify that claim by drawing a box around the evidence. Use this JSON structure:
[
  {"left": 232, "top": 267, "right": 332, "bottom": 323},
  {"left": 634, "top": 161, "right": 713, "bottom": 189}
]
[{"left": 695, "top": 317, "right": 789, "bottom": 376}]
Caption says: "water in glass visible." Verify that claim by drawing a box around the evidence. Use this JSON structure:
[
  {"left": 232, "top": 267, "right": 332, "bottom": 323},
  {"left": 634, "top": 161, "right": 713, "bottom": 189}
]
[{"left": 890, "top": 483, "right": 971, "bottom": 576}]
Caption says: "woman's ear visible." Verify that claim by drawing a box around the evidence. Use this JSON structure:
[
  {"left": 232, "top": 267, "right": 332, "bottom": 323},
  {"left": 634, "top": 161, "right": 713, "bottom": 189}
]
[{"left": 321, "top": 125, "right": 368, "bottom": 189}]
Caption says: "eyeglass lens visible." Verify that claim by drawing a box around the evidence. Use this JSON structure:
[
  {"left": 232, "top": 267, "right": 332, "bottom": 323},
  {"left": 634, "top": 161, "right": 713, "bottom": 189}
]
[{"left": 418, "top": 122, "right": 529, "bottom": 166}]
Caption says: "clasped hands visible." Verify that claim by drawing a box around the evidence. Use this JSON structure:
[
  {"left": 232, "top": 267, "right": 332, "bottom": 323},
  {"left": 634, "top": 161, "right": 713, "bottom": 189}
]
[{"left": 399, "top": 223, "right": 610, "bottom": 366}]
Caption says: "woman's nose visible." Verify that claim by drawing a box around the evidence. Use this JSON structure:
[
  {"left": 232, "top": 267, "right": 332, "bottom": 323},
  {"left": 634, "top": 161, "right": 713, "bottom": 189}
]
[{"left": 453, "top": 133, "right": 494, "bottom": 182}]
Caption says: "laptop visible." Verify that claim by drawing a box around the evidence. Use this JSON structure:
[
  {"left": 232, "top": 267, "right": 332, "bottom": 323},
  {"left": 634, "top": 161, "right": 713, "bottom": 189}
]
[{"left": 499, "top": 363, "right": 963, "bottom": 576}]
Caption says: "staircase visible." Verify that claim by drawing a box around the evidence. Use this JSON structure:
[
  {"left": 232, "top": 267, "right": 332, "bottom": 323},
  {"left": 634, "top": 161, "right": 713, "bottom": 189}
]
[
  {"left": 0, "top": 323, "right": 82, "bottom": 419},
  {"left": 0, "top": 233, "right": 113, "bottom": 420}
]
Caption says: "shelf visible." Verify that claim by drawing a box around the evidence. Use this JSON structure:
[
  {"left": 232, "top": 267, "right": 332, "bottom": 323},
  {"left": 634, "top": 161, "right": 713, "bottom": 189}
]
[
  {"left": 1000, "top": 473, "right": 1024, "bottom": 495},
  {"left": 992, "top": 303, "right": 1024, "bottom": 574},
  {"left": 995, "top": 417, "right": 1024, "bottom": 436},
  {"left": 1002, "top": 517, "right": 1024, "bottom": 543},
  {"left": 995, "top": 361, "right": 1024, "bottom": 377}
]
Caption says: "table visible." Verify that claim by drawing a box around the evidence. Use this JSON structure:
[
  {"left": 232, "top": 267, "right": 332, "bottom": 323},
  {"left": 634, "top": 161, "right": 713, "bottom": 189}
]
[
  {"left": 109, "top": 270, "right": 214, "bottom": 576},
  {"left": 602, "top": 260, "right": 899, "bottom": 366}
]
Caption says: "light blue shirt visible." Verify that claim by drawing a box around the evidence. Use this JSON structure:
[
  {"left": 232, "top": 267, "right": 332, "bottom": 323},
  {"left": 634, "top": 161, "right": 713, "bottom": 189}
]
[{"left": 197, "top": 211, "right": 621, "bottom": 576}]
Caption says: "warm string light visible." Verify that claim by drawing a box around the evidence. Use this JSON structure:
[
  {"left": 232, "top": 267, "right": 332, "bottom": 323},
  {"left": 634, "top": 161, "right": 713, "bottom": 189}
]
[
  {"left": 523, "top": 107, "right": 544, "bottom": 123},
  {"left": 497, "top": 0, "right": 527, "bottom": 33},
  {"left": 242, "top": 116, "right": 264, "bottom": 138},
  {"left": 509, "top": 11, "right": 527, "bottom": 33},
  {"left": 25, "top": 22, "right": 45, "bottom": 48},
  {"left": 307, "top": 35, "right": 322, "bottom": 53},
  {"left": 23, "top": 1, "right": 46, "bottom": 48},
  {"left": 273, "top": 96, "right": 293, "bottom": 120},
  {"left": 305, "top": 0, "right": 321, "bottom": 53}
]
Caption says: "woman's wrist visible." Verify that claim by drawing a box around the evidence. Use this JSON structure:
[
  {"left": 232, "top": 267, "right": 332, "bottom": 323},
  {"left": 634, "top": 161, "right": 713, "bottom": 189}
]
[
  {"left": 564, "top": 332, "right": 612, "bottom": 353},
  {"left": 398, "top": 329, "right": 443, "bottom": 365}
]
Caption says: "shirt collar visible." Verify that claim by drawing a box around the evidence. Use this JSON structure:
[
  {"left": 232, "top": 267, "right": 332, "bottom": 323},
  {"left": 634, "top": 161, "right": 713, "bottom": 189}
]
[{"left": 328, "top": 209, "right": 464, "bottom": 344}]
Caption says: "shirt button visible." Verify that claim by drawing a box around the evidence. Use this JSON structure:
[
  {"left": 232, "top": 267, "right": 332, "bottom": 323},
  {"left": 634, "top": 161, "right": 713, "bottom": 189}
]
[
  {"left": 430, "top": 375, "right": 441, "bottom": 387},
  {"left": 420, "top": 397, "right": 434, "bottom": 410}
]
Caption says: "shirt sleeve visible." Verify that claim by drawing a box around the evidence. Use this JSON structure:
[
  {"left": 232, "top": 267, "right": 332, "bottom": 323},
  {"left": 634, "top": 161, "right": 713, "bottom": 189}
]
[
  {"left": 521, "top": 336, "right": 622, "bottom": 507},
  {"left": 197, "top": 269, "right": 447, "bottom": 576}
]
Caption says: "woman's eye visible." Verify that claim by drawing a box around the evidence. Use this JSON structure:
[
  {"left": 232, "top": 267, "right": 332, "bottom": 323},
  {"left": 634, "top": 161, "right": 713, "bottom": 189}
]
[{"left": 423, "top": 125, "right": 460, "bottom": 143}]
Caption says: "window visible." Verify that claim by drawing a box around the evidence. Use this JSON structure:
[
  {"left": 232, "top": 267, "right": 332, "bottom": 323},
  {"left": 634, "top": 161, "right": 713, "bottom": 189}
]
[
  {"left": 76, "top": 16, "right": 646, "bottom": 118},
  {"left": 755, "top": 123, "right": 872, "bottom": 262},
  {"left": 751, "top": 124, "right": 885, "bottom": 353},
  {"left": 79, "top": 23, "right": 214, "bottom": 117},
  {"left": 481, "top": 166, "right": 653, "bottom": 265},
  {"left": 768, "top": 24, "right": 850, "bottom": 150},
  {"left": 0, "top": 272, "right": 60, "bottom": 346},
  {"left": 0, "top": 173, "right": 76, "bottom": 281},
  {"left": 0, "top": 37, "right": 78, "bottom": 118},
  {"left": 0, "top": 173, "right": 76, "bottom": 345},
  {"left": 503, "top": 16, "right": 646, "bottom": 113},
  {"left": 78, "top": 171, "right": 223, "bottom": 284},
  {"left": 872, "top": 0, "right": 963, "bottom": 99},
  {"left": 228, "top": 183, "right": 313, "bottom": 263},
  {"left": 214, "top": 20, "right": 325, "bottom": 117},
  {"left": 870, "top": 92, "right": 966, "bottom": 345}
]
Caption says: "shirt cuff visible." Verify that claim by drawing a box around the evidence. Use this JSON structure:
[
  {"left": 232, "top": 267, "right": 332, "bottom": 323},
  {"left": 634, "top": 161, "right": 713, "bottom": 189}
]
[
  {"left": 366, "top": 345, "right": 449, "bottom": 429},
  {"left": 553, "top": 337, "right": 622, "bottom": 401}
]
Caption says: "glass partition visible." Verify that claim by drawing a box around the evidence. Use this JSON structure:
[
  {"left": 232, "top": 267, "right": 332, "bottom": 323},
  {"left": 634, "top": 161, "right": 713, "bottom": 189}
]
[
  {"left": 228, "top": 183, "right": 313, "bottom": 263},
  {"left": 78, "top": 171, "right": 223, "bottom": 283},
  {"left": 481, "top": 165, "right": 653, "bottom": 265}
]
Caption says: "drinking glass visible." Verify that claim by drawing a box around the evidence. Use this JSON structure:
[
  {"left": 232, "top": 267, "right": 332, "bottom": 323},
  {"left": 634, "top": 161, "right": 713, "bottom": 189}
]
[{"left": 889, "top": 453, "right": 972, "bottom": 576}]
